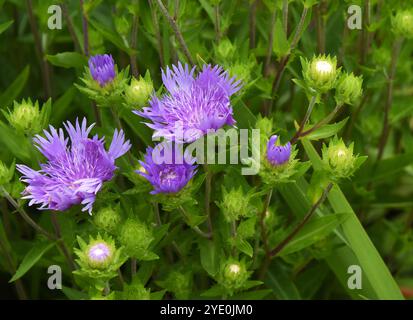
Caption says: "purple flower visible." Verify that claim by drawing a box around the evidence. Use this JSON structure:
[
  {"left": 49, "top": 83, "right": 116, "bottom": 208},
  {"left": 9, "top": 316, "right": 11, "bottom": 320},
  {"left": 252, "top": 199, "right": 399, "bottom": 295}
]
[
  {"left": 16, "top": 118, "right": 131, "bottom": 214},
  {"left": 88, "top": 243, "right": 112, "bottom": 262},
  {"left": 88, "top": 54, "right": 116, "bottom": 87},
  {"left": 134, "top": 63, "right": 241, "bottom": 143},
  {"left": 138, "top": 142, "right": 197, "bottom": 194},
  {"left": 266, "top": 135, "right": 291, "bottom": 166}
]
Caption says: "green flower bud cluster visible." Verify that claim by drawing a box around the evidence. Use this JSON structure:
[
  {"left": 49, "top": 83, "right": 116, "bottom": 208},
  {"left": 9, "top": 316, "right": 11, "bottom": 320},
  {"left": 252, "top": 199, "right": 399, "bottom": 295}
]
[
  {"left": 322, "top": 137, "right": 366, "bottom": 179},
  {"left": 217, "top": 187, "right": 253, "bottom": 222},
  {"left": 3, "top": 99, "right": 50, "bottom": 135},
  {"left": 218, "top": 259, "right": 250, "bottom": 294},
  {"left": 392, "top": 10, "right": 413, "bottom": 39},
  {"left": 302, "top": 54, "right": 339, "bottom": 93},
  {"left": 124, "top": 72, "right": 154, "bottom": 108},
  {"left": 335, "top": 72, "right": 363, "bottom": 106},
  {"left": 93, "top": 206, "right": 122, "bottom": 234},
  {"left": 0, "top": 160, "right": 14, "bottom": 186},
  {"left": 118, "top": 218, "right": 155, "bottom": 260},
  {"left": 74, "top": 234, "right": 127, "bottom": 288}
]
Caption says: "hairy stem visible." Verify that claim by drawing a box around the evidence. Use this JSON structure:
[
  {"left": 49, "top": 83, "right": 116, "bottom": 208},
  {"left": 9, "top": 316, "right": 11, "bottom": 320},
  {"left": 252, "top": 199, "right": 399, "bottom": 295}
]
[
  {"left": 300, "top": 103, "right": 344, "bottom": 138},
  {"left": 155, "top": 0, "right": 194, "bottom": 65},
  {"left": 270, "top": 183, "right": 333, "bottom": 258},
  {"left": 26, "top": 0, "right": 52, "bottom": 98},
  {"left": 130, "top": 15, "right": 139, "bottom": 78},
  {"left": 148, "top": 0, "right": 165, "bottom": 68},
  {"left": 61, "top": 2, "right": 82, "bottom": 53},
  {"left": 377, "top": 38, "right": 403, "bottom": 161},
  {"left": 50, "top": 213, "right": 76, "bottom": 271},
  {"left": 291, "top": 95, "right": 317, "bottom": 144},
  {"left": 179, "top": 206, "right": 212, "bottom": 239},
  {"left": 249, "top": 0, "right": 258, "bottom": 49},
  {"left": 264, "top": 9, "right": 277, "bottom": 77},
  {"left": 269, "top": 6, "right": 309, "bottom": 113},
  {"left": 204, "top": 164, "right": 213, "bottom": 237},
  {"left": 282, "top": 0, "right": 288, "bottom": 34}
]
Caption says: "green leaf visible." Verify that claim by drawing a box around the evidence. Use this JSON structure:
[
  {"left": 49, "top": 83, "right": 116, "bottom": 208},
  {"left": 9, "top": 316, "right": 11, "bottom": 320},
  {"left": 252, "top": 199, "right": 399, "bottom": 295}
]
[
  {"left": 199, "top": 239, "right": 220, "bottom": 277},
  {"left": 0, "top": 65, "right": 30, "bottom": 109},
  {"left": 273, "top": 18, "right": 290, "bottom": 58},
  {"left": 46, "top": 52, "right": 87, "bottom": 69},
  {"left": 305, "top": 118, "right": 349, "bottom": 141},
  {"left": 234, "top": 238, "right": 253, "bottom": 257},
  {"left": 230, "top": 289, "right": 272, "bottom": 300},
  {"left": 302, "top": 139, "right": 404, "bottom": 300},
  {"left": 0, "top": 20, "right": 13, "bottom": 35},
  {"left": 265, "top": 261, "right": 301, "bottom": 299},
  {"left": 89, "top": 20, "right": 132, "bottom": 54},
  {"left": 280, "top": 213, "right": 350, "bottom": 256},
  {"left": 10, "top": 242, "right": 56, "bottom": 282}
]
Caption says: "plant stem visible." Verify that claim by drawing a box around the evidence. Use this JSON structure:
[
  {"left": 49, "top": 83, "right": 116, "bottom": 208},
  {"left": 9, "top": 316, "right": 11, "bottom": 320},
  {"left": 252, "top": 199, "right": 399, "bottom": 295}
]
[
  {"left": 131, "top": 259, "right": 137, "bottom": 277},
  {"left": 0, "top": 186, "right": 54, "bottom": 240},
  {"left": 264, "top": 9, "right": 277, "bottom": 77},
  {"left": 79, "top": 0, "right": 89, "bottom": 56},
  {"left": 214, "top": 4, "right": 221, "bottom": 42},
  {"left": 377, "top": 38, "right": 403, "bottom": 161},
  {"left": 50, "top": 213, "right": 76, "bottom": 271},
  {"left": 291, "top": 95, "right": 317, "bottom": 144},
  {"left": 282, "top": 0, "right": 289, "bottom": 35},
  {"left": 269, "top": 6, "right": 309, "bottom": 113},
  {"left": 130, "top": 15, "right": 139, "bottom": 78},
  {"left": 0, "top": 235, "right": 28, "bottom": 299},
  {"left": 300, "top": 103, "right": 344, "bottom": 138},
  {"left": 360, "top": 0, "right": 371, "bottom": 65},
  {"left": 155, "top": 0, "right": 194, "bottom": 65},
  {"left": 249, "top": 0, "right": 258, "bottom": 49},
  {"left": 260, "top": 189, "right": 272, "bottom": 261},
  {"left": 26, "top": 0, "right": 52, "bottom": 99},
  {"left": 148, "top": 0, "right": 165, "bottom": 68},
  {"left": 61, "top": 2, "right": 82, "bottom": 53},
  {"left": 79, "top": 0, "right": 102, "bottom": 126},
  {"left": 179, "top": 206, "right": 212, "bottom": 239},
  {"left": 270, "top": 183, "right": 333, "bottom": 257},
  {"left": 315, "top": 1, "right": 325, "bottom": 53},
  {"left": 204, "top": 164, "right": 213, "bottom": 237}
]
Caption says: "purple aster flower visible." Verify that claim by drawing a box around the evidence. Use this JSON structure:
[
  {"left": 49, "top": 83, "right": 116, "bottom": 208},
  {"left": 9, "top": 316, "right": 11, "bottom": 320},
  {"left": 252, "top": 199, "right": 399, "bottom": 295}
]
[
  {"left": 16, "top": 118, "right": 131, "bottom": 214},
  {"left": 134, "top": 62, "right": 242, "bottom": 143},
  {"left": 266, "top": 135, "right": 291, "bottom": 166},
  {"left": 88, "top": 54, "right": 116, "bottom": 87},
  {"left": 138, "top": 142, "right": 197, "bottom": 194},
  {"left": 88, "top": 243, "right": 112, "bottom": 262}
]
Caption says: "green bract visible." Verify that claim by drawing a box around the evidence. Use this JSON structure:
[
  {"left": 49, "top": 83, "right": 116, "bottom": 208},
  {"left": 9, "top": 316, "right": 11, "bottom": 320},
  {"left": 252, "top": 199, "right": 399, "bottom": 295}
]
[
  {"left": 118, "top": 218, "right": 155, "bottom": 260},
  {"left": 124, "top": 71, "right": 153, "bottom": 108}
]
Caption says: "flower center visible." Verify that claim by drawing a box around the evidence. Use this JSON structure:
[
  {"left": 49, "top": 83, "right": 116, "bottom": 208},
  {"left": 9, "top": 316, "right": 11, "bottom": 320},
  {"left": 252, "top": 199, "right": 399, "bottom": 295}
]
[
  {"left": 160, "top": 168, "right": 178, "bottom": 183},
  {"left": 229, "top": 264, "right": 241, "bottom": 274},
  {"left": 315, "top": 60, "right": 333, "bottom": 74},
  {"left": 88, "top": 243, "right": 111, "bottom": 262}
]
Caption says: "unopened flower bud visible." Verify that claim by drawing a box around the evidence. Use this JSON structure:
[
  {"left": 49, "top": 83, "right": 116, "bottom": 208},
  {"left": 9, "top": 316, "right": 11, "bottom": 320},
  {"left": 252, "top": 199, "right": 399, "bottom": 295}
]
[
  {"left": 88, "top": 54, "right": 116, "bottom": 87},
  {"left": 219, "top": 259, "right": 249, "bottom": 292},
  {"left": 219, "top": 187, "right": 250, "bottom": 222},
  {"left": 94, "top": 207, "right": 122, "bottom": 234},
  {"left": 322, "top": 137, "right": 357, "bottom": 178},
  {"left": 6, "top": 99, "right": 41, "bottom": 134},
  {"left": 335, "top": 72, "right": 363, "bottom": 106},
  {"left": 392, "top": 10, "right": 413, "bottom": 39},
  {"left": 118, "top": 218, "right": 153, "bottom": 259},
  {"left": 303, "top": 55, "right": 338, "bottom": 93},
  {"left": 125, "top": 74, "right": 153, "bottom": 108}
]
